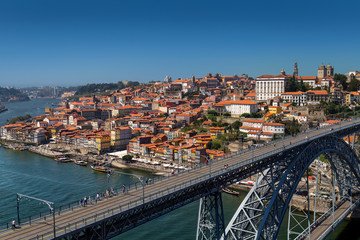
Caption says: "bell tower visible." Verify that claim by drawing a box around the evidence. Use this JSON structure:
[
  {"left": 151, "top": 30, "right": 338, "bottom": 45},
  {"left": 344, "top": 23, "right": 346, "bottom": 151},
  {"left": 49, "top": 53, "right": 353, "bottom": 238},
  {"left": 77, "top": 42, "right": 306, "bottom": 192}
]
[{"left": 293, "top": 62, "right": 298, "bottom": 77}]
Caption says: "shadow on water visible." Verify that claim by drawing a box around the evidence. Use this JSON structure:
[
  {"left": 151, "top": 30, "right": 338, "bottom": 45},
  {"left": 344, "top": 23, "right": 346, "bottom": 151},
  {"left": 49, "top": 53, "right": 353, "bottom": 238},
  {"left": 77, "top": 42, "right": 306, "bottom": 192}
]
[{"left": 333, "top": 219, "right": 360, "bottom": 240}]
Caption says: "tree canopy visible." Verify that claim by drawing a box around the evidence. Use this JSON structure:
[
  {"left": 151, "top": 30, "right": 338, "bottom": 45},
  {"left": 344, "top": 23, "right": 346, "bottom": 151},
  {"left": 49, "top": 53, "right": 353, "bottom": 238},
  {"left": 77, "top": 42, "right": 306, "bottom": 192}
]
[
  {"left": 9, "top": 114, "right": 32, "bottom": 124},
  {"left": 349, "top": 78, "right": 360, "bottom": 91},
  {"left": 334, "top": 73, "right": 348, "bottom": 91}
]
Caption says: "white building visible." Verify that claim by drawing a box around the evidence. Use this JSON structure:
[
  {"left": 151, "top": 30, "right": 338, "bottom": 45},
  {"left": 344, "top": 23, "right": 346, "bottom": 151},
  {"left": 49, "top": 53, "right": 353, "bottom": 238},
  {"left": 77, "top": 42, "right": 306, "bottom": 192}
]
[
  {"left": 215, "top": 100, "right": 258, "bottom": 117},
  {"left": 262, "top": 123, "right": 285, "bottom": 134},
  {"left": 281, "top": 91, "right": 307, "bottom": 106},
  {"left": 255, "top": 75, "right": 290, "bottom": 101},
  {"left": 296, "top": 76, "right": 317, "bottom": 89}
]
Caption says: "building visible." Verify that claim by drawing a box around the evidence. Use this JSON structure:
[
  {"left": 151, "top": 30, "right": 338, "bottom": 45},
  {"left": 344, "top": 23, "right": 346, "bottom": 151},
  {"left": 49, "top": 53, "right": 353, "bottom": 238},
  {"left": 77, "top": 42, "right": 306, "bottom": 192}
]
[
  {"left": 262, "top": 123, "right": 285, "bottom": 135},
  {"left": 281, "top": 91, "right": 307, "bottom": 106},
  {"left": 111, "top": 126, "right": 132, "bottom": 150},
  {"left": 293, "top": 62, "right": 298, "bottom": 77},
  {"left": 317, "top": 64, "right": 334, "bottom": 78},
  {"left": 255, "top": 75, "right": 290, "bottom": 101},
  {"left": 214, "top": 100, "right": 258, "bottom": 117},
  {"left": 296, "top": 76, "right": 317, "bottom": 89},
  {"left": 307, "top": 90, "right": 329, "bottom": 103}
]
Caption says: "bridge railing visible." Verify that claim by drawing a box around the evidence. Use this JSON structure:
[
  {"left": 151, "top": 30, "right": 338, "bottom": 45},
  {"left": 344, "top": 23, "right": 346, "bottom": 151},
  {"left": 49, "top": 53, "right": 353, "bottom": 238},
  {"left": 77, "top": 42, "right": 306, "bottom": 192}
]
[
  {"left": 5, "top": 118, "right": 360, "bottom": 236},
  {"left": 294, "top": 196, "right": 360, "bottom": 240}
]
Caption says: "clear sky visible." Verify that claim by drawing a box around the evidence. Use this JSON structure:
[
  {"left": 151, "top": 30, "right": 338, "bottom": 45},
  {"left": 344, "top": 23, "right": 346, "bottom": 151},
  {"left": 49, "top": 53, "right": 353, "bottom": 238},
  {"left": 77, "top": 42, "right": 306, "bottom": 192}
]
[{"left": 0, "top": 0, "right": 359, "bottom": 87}]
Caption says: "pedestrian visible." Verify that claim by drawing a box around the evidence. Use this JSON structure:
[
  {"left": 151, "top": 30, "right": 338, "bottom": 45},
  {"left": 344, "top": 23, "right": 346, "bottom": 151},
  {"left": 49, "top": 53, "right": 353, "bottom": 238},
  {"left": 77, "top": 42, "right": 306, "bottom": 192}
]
[
  {"left": 84, "top": 196, "right": 87, "bottom": 206},
  {"left": 122, "top": 184, "right": 126, "bottom": 193},
  {"left": 11, "top": 219, "right": 15, "bottom": 229},
  {"left": 145, "top": 178, "right": 148, "bottom": 184},
  {"left": 171, "top": 170, "right": 174, "bottom": 175},
  {"left": 274, "top": 143, "right": 276, "bottom": 147},
  {"left": 88, "top": 196, "right": 91, "bottom": 204},
  {"left": 80, "top": 198, "right": 83, "bottom": 206},
  {"left": 149, "top": 178, "right": 152, "bottom": 184},
  {"left": 96, "top": 193, "right": 99, "bottom": 203}
]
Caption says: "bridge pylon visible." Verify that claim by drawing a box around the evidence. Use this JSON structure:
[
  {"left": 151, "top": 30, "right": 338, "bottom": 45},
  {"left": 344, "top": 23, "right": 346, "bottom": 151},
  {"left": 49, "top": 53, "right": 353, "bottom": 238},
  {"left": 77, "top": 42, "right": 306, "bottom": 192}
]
[{"left": 196, "top": 191, "right": 225, "bottom": 240}]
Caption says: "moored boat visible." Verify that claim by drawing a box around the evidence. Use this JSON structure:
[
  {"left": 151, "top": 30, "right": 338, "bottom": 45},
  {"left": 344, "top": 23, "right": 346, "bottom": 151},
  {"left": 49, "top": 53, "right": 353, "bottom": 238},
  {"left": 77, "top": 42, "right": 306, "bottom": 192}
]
[
  {"left": 55, "top": 156, "right": 72, "bottom": 163},
  {"left": 222, "top": 188, "right": 239, "bottom": 196},
  {"left": 91, "top": 165, "right": 113, "bottom": 173},
  {"left": 74, "top": 160, "right": 88, "bottom": 166}
]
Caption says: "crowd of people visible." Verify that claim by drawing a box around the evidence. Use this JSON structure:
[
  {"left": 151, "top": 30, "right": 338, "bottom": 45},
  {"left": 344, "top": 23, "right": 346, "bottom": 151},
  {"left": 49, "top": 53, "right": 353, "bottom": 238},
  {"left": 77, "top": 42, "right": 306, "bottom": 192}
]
[{"left": 79, "top": 188, "right": 117, "bottom": 207}]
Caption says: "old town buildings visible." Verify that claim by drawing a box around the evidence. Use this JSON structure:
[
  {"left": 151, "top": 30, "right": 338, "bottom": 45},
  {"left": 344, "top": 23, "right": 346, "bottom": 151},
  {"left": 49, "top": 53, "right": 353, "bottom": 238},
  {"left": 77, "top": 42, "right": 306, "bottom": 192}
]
[{"left": 1, "top": 64, "right": 359, "bottom": 164}]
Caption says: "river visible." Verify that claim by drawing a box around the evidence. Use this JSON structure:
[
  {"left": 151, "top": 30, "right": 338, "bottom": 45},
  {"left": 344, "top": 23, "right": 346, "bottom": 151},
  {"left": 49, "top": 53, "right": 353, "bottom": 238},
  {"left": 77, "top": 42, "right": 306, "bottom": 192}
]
[{"left": 0, "top": 98, "right": 357, "bottom": 239}]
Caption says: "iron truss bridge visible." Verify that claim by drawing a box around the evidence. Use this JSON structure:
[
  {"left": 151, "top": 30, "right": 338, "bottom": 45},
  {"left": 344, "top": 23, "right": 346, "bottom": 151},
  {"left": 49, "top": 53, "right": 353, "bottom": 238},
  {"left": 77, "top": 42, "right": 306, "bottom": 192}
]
[{"left": 1, "top": 119, "right": 360, "bottom": 240}]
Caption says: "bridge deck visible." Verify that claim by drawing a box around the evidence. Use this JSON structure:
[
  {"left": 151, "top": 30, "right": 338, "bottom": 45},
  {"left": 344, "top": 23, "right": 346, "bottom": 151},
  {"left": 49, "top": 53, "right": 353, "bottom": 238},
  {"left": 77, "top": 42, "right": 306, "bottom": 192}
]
[
  {"left": 0, "top": 119, "right": 358, "bottom": 239},
  {"left": 308, "top": 200, "right": 350, "bottom": 240}
]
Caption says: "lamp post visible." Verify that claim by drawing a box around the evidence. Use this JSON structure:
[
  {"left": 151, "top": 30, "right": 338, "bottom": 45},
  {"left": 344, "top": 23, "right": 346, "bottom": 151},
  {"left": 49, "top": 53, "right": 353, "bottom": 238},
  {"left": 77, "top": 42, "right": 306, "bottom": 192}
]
[
  {"left": 17, "top": 193, "right": 56, "bottom": 238},
  {"left": 108, "top": 171, "right": 145, "bottom": 204}
]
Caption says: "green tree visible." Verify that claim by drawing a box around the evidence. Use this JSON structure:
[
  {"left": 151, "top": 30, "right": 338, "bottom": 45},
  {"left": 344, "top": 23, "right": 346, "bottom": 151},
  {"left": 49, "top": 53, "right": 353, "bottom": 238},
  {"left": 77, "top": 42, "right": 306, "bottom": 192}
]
[
  {"left": 122, "top": 155, "right": 133, "bottom": 162},
  {"left": 299, "top": 79, "right": 307, "bottom": 92},
  {"left": 231, "top": 120, "right": 242, "bottom": 129},
  {"left": 334, "top": 73, "right": 348, "bottom": 91},
  {"left": 285, "top": 77, "right": 298, "bottom": 92},
  {"left": 349, "top": 78, "right": 360, "bottom": 91},
  {"left": 208, "top": 110, "right": 218, "bottom": 116},
  {"left": 9, "top": 114, "right": 32, "bottom": 124},
  {"left": 211, "top": 140, "right": 222, "bottom": 150}
]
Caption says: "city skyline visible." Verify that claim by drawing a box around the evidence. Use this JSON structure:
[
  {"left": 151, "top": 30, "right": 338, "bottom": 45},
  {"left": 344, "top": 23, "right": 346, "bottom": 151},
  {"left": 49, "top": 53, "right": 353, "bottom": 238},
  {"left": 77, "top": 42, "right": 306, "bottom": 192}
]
[{"left": 0, "top": 0, "right": 359, "bottom": 87}]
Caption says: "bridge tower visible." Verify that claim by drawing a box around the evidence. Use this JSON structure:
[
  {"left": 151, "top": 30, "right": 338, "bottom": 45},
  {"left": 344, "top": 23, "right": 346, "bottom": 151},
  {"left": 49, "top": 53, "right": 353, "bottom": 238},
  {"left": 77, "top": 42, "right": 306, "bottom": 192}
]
[{"left": 196, "top": 192, "right": 225, "bottom": 240}]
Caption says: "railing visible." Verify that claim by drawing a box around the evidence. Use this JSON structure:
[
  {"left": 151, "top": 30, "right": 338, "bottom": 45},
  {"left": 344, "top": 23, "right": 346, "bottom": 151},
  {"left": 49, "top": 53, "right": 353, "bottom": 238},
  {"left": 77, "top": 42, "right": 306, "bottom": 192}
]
[
  {"left": 293, "top": 197, "right": 349, "bottom": 240},
  {"left": 315, "top": 197, "right": 360, "bottom": 240},
  {"left": 4, "top": 117, "right": 360, "bottom": 238}
]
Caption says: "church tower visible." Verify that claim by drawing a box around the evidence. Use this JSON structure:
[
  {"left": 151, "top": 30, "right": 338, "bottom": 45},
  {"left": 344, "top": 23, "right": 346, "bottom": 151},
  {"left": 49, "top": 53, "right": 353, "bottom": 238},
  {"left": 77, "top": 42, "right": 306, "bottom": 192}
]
[
  {"left": 293, "top": 62, "right": 298, "bottom": 77},
  {"left": 326, "top": 64, "right": 334, "bottom": 77},
  {"left": 317, "top": 64, "right": 326, "bottom": 78},
  {"left": 280, "top": 69, "right": 286, "bottom": 75}
]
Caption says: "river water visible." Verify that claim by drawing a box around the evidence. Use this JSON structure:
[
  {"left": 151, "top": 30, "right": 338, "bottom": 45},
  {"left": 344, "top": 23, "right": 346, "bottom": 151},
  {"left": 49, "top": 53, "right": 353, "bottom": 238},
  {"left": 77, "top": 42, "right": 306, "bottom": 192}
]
[{"left": 0, "top": 98, "right": 357, "bottom": 239}]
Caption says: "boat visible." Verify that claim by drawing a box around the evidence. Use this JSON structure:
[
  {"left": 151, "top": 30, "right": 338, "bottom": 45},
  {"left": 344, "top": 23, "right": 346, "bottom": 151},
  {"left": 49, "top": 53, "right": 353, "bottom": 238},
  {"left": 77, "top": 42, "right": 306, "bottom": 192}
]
[
  {"left": 222, "top": 188, "right": 240, "bottom": 196},
  {"left": 0, "top": 104, "right": 8, "bottom": 113},
  {"left": 55, "top": 156, "right": 72, "bottom": 163},
  {"left": 91, "top": 165, "right": 113, "bottom": 173},
  {"left": 74, "top": 160, "right": 88, "bottom": 166}
]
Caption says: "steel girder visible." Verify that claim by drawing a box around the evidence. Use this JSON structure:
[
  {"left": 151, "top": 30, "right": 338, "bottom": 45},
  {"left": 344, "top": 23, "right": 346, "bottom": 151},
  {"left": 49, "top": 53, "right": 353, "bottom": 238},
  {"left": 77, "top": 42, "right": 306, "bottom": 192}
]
[
  {"left": 55, "top": 146, "right": 298, "bottom": 239},
  {"left": 196, "top": 192, "right": 225, "bottom": 240},
  {"left": 224, "top": 135, "right": 360, "bottom": 240}
]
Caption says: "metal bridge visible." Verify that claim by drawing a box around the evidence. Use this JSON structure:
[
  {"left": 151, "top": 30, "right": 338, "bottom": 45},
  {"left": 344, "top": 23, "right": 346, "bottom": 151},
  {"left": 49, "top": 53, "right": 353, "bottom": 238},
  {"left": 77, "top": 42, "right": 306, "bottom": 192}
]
[{"left": 1, "top": 119, "right": 360, "bottom": 240}]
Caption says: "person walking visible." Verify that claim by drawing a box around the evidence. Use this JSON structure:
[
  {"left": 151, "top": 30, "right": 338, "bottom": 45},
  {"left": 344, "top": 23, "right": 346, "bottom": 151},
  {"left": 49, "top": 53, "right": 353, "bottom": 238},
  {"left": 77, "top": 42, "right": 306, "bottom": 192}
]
[
  {"left": 122, "top": 184, "right": 126, "bottom": 193},
  {"left": 11, "top": 219, "right": 16, "bottom": 229}
]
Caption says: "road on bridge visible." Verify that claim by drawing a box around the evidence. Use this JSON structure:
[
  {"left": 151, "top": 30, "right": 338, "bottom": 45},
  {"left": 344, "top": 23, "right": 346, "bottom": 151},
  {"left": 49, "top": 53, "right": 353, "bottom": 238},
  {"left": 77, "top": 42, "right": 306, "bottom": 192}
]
[{"left": 0, "top": 119, "right": 358, "bottom": 240}]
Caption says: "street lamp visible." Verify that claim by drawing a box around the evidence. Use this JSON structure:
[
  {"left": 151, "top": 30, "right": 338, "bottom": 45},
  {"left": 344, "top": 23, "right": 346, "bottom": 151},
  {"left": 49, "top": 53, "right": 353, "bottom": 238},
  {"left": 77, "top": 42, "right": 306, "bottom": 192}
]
[
  {"left": 17, "top": 193, "right": 56, "bottom": 238},
  {"left": 108, "top": 171, "right": 145, "bottom": 204}
]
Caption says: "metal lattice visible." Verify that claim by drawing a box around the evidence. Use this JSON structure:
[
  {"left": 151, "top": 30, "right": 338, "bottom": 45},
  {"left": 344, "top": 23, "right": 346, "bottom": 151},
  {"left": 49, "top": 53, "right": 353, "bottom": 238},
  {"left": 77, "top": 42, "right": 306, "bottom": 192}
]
[
  {"left": 196, "top": 192, "right": 225, "bottom": 240},
  {"left": 224, "top": 135, "right": 360, "bottom": 240}
]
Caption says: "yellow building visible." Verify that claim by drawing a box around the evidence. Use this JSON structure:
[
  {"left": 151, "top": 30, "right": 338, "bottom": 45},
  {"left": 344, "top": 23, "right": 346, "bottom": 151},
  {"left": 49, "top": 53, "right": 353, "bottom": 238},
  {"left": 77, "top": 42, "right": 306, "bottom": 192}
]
[
  {"left": 268, "top": 106, "right": 281, "bottom": 114},
  {"left": 209, "top": 127, "right": 225, "bottom": 139},
  {"left": 96, "top": 133, "right": 111, "bottom": 152}
]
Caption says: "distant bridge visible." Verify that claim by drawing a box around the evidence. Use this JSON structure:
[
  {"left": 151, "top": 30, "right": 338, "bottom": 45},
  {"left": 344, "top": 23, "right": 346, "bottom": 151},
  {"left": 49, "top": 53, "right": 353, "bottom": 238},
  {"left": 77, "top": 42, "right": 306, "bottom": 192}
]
[{"left": 1, "top": 119, "right": 360, "bottom": 239}]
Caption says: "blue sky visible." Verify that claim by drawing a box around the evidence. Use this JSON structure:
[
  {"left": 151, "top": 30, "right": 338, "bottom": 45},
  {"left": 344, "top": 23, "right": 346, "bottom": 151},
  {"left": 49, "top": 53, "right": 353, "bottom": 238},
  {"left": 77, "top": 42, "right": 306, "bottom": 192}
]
[{"left": 0, "top": 0, "right": 359, "bottom": 87}]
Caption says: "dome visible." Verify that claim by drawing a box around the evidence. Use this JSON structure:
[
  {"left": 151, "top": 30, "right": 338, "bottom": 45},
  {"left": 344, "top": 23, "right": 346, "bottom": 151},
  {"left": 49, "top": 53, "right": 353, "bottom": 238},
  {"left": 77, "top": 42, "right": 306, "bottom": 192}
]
[{"left": 327, "top": 64, "right": 332, "bottom": 69}]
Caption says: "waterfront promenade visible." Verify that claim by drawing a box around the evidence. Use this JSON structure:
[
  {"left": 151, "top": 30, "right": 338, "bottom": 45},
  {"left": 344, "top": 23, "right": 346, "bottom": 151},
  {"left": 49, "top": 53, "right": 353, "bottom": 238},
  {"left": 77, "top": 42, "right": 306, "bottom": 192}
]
[{"left": 0, "top": 118, "right": 358, "bottom": 239}]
